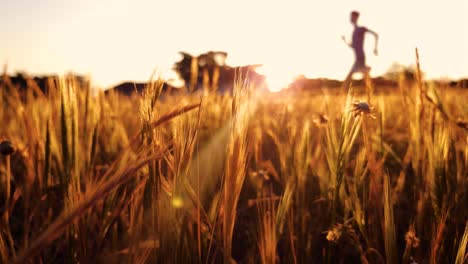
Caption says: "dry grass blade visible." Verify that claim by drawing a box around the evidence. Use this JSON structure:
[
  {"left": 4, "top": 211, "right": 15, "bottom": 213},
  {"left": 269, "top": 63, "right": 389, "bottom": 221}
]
[
  {"left": 276, "top": 180, "right": 295, "bottom": 236},
  {"left": 383, "top": 172, "right": 397, "bottom": 264},
  {"left": 128, "top": 102, "right": 202, "bottom": 147},
  {"left": 257, "top": 194, "right": 278, "bottom": 264},
  {"left": 430, "top": 210, "right": 448, "bottom": 264},
  {"left": 455, "top": 222, "right": 468, "bottom": 264},
  {"left": 14, "top": 150, "right": 166, "bottom": 263},
  {"left": 150, "top": 103, "right": 201, "bottom": 128},
  {"left": 149, "top": 102, "right": 201, "bottom": 130}
]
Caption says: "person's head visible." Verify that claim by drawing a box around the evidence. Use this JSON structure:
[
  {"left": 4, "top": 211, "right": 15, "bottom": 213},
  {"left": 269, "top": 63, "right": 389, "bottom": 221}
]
[{"left": 350, "top": 11, "right": 360, "bottom": 25}]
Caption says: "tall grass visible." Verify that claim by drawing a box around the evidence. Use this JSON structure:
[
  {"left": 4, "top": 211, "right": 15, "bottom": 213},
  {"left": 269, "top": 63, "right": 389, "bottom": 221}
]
[
  {"left": 0, "top": 54, "right": 467, "bottom": 263},
  {"left": 221, "top": 74, "right": 252, "bottom": 263}
]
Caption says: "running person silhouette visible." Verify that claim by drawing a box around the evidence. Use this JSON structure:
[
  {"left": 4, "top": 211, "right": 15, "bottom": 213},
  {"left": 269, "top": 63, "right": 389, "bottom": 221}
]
[{"left": 342, "top": 11, "right": 379, "bottom": 89}]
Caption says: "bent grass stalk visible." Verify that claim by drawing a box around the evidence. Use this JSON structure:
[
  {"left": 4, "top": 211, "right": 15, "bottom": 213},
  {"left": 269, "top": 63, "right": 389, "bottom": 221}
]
[{"left": 14, "top": 151, "right": 166, "bottom": 263}]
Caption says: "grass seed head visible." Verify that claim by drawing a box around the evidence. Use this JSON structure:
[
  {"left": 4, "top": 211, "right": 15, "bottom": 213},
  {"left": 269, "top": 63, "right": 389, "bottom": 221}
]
[
  {"left": 456, "top": 118, "right": 468, "bottom": 130},
  {"left": 405, "top": 229, "right": 420, "bottom": 248},
  {"left": 0, "top": 140, "right": 15, "bottom": 156},
  {"left": 326, "top": 225, "right": 343, "bottom": 243},
  {"left": 313, "top": 113, "right": 329, "bottom": 126},
  {"left": 351, "top": 100, "right": 376, "bottom": 119}
]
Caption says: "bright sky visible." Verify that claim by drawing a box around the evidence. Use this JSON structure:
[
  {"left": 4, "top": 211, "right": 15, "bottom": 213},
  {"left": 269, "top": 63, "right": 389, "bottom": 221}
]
[{"left": 1, "top": 0, "right": 467, "bottom": 91}]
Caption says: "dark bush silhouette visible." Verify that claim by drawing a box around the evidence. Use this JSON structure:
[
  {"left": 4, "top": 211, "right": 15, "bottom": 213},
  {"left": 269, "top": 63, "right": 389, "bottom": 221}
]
[
  {"left": 173, "top": 51, "right": 267, "bottom": 93},
  {"left": 105, "top": 81, "right": 182, "bottom": 97},
  {"left": 384, "top": 62, "right": 420, "bottom": 82},
  {"left": 1, "top": 72, "right": 87, "bottom": 98}
]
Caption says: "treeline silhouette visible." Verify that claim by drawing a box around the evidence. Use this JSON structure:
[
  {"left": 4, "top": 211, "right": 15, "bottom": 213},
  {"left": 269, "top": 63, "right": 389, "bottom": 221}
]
[{"left": 1, "top": 52, "right": 467, "bottom": 97}]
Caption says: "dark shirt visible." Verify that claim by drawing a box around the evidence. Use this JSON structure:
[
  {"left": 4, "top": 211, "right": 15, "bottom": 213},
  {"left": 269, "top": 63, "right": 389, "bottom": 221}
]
[{"left": 352, "top": 26, "right": 367, "bottom": 50}]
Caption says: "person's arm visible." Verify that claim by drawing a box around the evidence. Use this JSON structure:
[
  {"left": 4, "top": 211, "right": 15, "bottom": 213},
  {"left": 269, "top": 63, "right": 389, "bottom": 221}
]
[
  {"left": 367, "top": 29, "right": 379, "bottom": 55},
  {"left": 341, "top": 35, "right": 352, "bottom": 48}
]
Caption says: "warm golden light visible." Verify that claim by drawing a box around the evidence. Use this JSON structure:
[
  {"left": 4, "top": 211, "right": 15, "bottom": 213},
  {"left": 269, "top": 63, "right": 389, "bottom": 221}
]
[
  {"left": 1, "top": 0, "right": 467, "bottom": 88},
  {"left": 256, "top": 65, "right": 298, "bottom": 92},
  {"left": 171, "top": 196, "right": 184, "bottom": 208}
]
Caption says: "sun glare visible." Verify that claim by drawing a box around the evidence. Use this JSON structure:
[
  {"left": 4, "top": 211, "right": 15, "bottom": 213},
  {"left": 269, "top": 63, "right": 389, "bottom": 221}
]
[{"left": 256, "top": 65, "right": 298, "bottom": 92}]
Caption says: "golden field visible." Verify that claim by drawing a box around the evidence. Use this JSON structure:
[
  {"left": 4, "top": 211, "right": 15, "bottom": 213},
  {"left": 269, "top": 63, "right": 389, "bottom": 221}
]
[{"left": 0, "top": 69, "right": 467, "bottom": 264}]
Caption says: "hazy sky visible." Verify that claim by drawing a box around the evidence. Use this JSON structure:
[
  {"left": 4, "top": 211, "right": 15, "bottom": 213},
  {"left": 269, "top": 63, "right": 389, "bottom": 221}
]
[{"left": 1, "top": 0, "right": 467, "bottom": 90}]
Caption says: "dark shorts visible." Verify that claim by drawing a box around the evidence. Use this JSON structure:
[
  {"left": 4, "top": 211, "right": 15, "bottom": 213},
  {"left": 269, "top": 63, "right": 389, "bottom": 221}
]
[{"left": 350, "top": 49, "right": 369, "bottom": 73}]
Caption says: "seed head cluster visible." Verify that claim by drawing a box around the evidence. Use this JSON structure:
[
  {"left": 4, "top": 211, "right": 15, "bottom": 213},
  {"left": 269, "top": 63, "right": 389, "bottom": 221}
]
[
  {"left": 0, "top": 140, "right": 15, "bottom": 156},
  {"left": 313, "top": 113, "right": 329, "bottom": 126},
  {"left": 405, "top": 230, "right": 420, "bottom": 248},
  {"left": 350, "top": 100, "right": 375, "bottom": 119}
]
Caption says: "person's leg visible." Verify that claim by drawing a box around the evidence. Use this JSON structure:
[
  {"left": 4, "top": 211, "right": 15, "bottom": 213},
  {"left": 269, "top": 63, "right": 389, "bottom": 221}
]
[
  {"left": 343, "top": 48, "right": 364, "bottom": 92},
  {"left": 355, "top": 49, "right": 366, "bottom": 72},
  {"left": 363, "top": 64, "right": 373, "bottom": 103}
]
